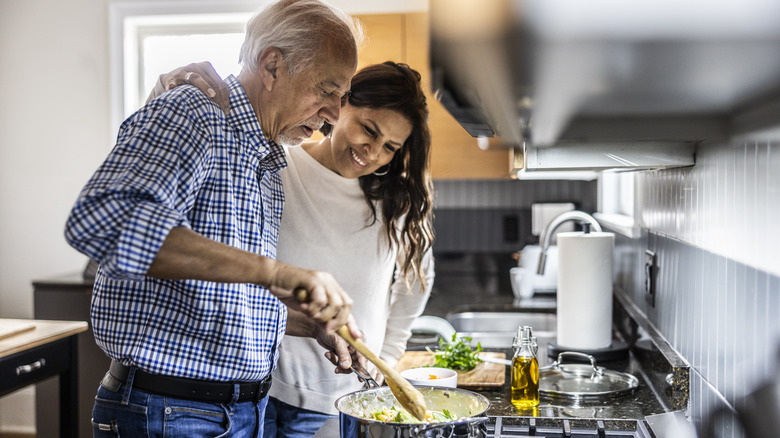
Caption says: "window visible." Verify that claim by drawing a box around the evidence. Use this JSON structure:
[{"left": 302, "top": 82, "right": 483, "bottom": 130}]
[
  {"left": 599, "top": 171, "right": 634, "bottom": 217},
  {"left": 135, "top": 24, "right": 246, "bottom": 110},
  {"left": 595, "top": 170, "right": 639, "bottom": 237},
  {"left": 110, "top": 2, "right": 260, "bottom": 134}
]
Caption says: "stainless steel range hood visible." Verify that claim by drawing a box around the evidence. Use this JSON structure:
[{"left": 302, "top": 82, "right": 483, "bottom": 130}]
[{"left": 429, "top": 0, "right": 780, "bottom": 170}]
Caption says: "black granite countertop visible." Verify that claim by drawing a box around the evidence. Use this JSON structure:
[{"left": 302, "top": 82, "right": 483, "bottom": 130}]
[
  {"left": 417, "top": 288, "right": 687, "bottom": 424},
  {"left": 476, "top": 344, "right": 666, "bottom": 421}
]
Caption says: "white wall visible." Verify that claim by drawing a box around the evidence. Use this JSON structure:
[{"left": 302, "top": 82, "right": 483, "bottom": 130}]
[
  {"left": 0, "top": 0, "right": 426, "bottom": 433},
  {"left": 0, "top": 0, "right": 111, "bottom": 432},
  {"left": 0, "top": 0, "right": 110, "bottom": 319}
]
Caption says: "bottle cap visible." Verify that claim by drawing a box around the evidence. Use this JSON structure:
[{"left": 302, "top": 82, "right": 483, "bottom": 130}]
[{"left": 516, "top": 326, "right": 534, "bottom": 342}]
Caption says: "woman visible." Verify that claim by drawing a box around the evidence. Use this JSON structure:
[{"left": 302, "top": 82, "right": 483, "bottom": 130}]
[{"left": 154, "top": 61, "right": 435, "bottom": 436}]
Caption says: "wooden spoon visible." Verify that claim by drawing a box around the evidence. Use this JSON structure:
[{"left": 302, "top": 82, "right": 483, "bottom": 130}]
[{"left": 294, "top": 289, "right": 428, "bottom": 421}]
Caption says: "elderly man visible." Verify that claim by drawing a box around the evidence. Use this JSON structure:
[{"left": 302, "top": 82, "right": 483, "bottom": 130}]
[{"left": 64, "top": 0, "right": 363, "bottom": 436}]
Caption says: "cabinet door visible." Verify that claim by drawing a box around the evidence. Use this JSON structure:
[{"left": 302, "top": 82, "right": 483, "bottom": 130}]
[
  {"left": 354, "top": 13, "right": 511, "bottom": 179},
  {"left": 355, "top": 14, "right": 404, "bottom": 70},
  {"left": 404, "top": 13, "right": 510, "bottom": 179}
]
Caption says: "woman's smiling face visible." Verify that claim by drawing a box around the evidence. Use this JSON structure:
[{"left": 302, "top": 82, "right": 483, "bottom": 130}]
[{"left": 327, "top": 103, "right": 412, "bottom": 178}]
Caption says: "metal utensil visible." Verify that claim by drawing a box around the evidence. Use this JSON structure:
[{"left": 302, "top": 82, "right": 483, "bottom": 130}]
[{"left": 351, "top": 363, "right": 379, "bottom": 388}]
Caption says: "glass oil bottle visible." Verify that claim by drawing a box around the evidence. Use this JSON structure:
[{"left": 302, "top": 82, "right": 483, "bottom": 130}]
[{"left": 511, "top": 325, "right": 539, "bottom": 408}]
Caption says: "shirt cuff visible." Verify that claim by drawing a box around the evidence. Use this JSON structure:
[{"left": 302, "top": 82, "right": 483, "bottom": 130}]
[{"left": 108, "top": 203, "right": 182, "bottom": 280}]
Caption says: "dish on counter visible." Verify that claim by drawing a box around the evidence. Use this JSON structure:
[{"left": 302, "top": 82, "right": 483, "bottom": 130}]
[{"left": 400, "top": 366, "right": 458, "bottom": 388}]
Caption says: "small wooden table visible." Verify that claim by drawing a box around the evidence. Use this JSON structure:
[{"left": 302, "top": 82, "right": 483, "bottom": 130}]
[{"left": 0, "top": 319, "right": 88, "bottom": 437}]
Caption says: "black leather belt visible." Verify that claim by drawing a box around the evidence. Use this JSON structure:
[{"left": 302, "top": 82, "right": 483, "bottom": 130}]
[{"left": 107, "top": 360, "right": 271, "bottom": 403}]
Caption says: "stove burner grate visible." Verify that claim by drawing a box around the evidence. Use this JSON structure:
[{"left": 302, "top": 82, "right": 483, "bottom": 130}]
[{"left": 487, "top": 416, "right": 653, "bottom": 438}]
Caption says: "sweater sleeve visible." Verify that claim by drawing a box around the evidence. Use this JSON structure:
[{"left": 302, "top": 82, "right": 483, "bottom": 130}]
[{"left": 379, "top": 247, "right": 435, "bottom": 366}]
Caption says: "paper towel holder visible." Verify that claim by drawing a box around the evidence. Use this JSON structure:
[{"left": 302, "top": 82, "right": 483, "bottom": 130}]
[{"left": 537, "top": 211, "right": 602, "bottom": 275}]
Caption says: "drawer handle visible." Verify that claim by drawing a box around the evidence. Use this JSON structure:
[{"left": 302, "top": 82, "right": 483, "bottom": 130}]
[{"left": 16, "top": 358, "right": 46, "bottom": 376}]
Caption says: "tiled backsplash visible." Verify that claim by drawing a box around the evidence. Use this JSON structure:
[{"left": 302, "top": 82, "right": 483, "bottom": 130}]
[
  {"left": 432, "top": 179, "right": 597, "bottom": 253},
  {"left": 614, "top": 230, "right": 780, "bottom": 436},
  {"left": 638, "top": 138, "right": 779, "bottom": 278},
  {"left": 433, "top": 179, "right": 597, "bottom": 210},
  {"left": 620, "top": 137, "right": 780, "bottom": 437}
]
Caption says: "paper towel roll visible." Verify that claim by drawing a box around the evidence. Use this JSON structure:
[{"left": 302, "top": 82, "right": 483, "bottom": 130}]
[{"left": 556, "top": 231, "right": 615, "bottom": 350}]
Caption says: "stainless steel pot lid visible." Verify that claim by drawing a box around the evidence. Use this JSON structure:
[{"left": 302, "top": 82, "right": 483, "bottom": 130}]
[{"left": 539, "top": 352, "right": 639, "bottom": 401}]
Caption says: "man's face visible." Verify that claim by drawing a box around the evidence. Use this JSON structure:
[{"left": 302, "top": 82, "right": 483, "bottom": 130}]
[{"left": 271, "top": 57, "right": 355, "bottom": 146}]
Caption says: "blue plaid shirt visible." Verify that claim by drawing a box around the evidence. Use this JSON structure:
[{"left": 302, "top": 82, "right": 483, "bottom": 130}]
[{"left": 65, "top": 76, "right": 287, "bottom": 381}]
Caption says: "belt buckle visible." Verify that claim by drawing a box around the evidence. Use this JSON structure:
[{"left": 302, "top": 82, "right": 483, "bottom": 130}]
[
  {"left": 253, "top": 376, "right": 271, "bottom": 403},
  {"left": 252, "top": 382, "right": 262, "bottom": 404}
]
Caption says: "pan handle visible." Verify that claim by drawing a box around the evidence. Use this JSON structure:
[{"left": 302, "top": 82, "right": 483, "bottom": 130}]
[{"left": 350, "top": 363, "right": 380, "bottom": 388}]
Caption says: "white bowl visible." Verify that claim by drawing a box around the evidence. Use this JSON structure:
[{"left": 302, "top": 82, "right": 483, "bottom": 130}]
[{"left": 400, "top": 367, "right": 458, "bottom": 388}]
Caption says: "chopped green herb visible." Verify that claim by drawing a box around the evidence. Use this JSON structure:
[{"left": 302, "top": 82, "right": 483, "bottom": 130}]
[{"left": 425, "top": 334, "right": 483, "bottom": 371}]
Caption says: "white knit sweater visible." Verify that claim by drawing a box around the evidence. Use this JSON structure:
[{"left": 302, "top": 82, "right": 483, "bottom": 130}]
[{"left": 268, "top": 145, "right": 434, "bottom": 414}]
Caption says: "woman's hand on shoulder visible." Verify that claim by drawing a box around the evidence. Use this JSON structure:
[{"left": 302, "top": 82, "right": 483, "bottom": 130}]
[{"left": 148, "top": 61, "right": 230, "bottom": 114}]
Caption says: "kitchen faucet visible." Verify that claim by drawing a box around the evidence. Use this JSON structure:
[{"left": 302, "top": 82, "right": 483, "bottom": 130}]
[{"left": 537, "top": 211, "right": 602, "bottom": 275}]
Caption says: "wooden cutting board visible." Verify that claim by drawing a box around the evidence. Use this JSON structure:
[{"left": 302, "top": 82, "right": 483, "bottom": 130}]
[{"left": 395, "top": 351, "right": 506, "bottom": 388}]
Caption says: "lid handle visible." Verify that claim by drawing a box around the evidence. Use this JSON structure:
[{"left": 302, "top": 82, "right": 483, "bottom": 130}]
[{"left": 553, "top": 351, "right": 603, "bottom": 378}]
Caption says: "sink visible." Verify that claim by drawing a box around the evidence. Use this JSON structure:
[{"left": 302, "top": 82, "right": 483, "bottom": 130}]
[{"left": 446, "top": 311, "right": 557, "bottom": 349}]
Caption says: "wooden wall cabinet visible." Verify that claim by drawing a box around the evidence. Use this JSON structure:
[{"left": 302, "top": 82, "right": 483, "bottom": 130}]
[{"left": 353, "top": 13, "right": 511, "bottom": 179}]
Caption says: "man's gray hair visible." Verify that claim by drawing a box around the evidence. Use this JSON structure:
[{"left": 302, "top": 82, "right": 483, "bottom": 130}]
[{"left": 239, "top": 0, "right": 365, "bottom": 76}]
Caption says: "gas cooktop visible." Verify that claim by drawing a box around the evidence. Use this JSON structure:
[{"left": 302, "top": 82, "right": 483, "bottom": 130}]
[
  {"left": 315, "top": 415, "right": 655, "bottom": 437},
  {"left": 488, "top": 416, "right": 653, "bottom": 438}
]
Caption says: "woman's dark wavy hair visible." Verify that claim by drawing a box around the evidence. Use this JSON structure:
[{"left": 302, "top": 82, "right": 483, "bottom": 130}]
[{"left": 322, "top": 61, "right": 434, "bottom": 289}]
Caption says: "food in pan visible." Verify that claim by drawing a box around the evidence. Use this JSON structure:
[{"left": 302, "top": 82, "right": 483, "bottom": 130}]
[
  {"left": 337, "top": 386, "right": 490, "bottom": 427},
  {"left": 370, "top": 406, "right": 458, "bottom": 423}
]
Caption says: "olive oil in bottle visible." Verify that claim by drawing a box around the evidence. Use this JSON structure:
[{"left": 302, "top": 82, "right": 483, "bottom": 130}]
[{"left": 511, "top": 326, "right": 539, "bottom": 408}]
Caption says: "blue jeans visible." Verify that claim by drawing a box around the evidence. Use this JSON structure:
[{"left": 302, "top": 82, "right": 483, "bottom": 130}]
[
  {"left": 263, "top": 397, "right": 336, "bottom": 437},
  {"left": 92, "top": 379, "right": 268, "bottom": 437}
]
